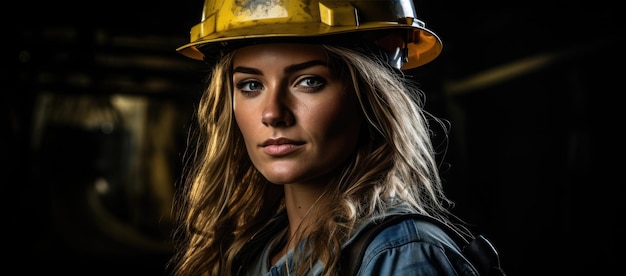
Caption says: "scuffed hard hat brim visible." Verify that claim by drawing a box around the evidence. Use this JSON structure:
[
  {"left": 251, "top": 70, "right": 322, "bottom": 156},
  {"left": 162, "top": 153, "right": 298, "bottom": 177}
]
[{"left": 176, "top": 22, "right": 442, "bottom": 70}]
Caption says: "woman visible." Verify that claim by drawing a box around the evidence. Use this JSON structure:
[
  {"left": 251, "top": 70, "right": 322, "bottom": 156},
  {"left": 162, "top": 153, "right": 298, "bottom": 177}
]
[{"left": 170, "top": 0, "right": 482, "bottom": 275}]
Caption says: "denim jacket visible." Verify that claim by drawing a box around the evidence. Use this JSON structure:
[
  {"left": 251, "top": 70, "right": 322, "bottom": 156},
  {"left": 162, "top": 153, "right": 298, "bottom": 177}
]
[{"left": 235, "top": 203, "right": 479, "bottom": 275}]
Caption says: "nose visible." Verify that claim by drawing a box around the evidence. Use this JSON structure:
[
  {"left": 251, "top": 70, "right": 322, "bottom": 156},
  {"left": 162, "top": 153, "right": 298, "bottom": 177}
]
[{"left": 261, "top": 89, "right": 294, "bottom": 127}]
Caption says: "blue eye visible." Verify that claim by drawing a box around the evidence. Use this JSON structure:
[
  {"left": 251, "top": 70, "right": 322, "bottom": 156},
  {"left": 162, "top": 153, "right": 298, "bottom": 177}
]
[
  {"left": 297, "top": 77, "right": 326, "bottom": 91},
  {"left": 235, "top": 80, "right": 263, "bottom": 95}
]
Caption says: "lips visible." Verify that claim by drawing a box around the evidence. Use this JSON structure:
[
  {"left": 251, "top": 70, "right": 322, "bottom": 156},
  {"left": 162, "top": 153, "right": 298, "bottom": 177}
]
[{"left": 261, "top": 138, "right": 304, "bottom": 156}]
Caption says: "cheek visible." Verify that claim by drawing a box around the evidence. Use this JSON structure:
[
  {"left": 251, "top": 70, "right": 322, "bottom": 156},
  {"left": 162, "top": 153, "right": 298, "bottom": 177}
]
[
  {"left": 233, "top": 101, "right": 256, "bottom": 143},
  {"left": 309, "top": 98, "right": 362, "bottom": 143}
]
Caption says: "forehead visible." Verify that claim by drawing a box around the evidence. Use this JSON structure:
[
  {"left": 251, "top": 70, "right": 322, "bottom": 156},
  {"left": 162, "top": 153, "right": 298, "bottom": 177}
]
[{"left": 233, "top": 43, "right": 327, "bottom": 65}]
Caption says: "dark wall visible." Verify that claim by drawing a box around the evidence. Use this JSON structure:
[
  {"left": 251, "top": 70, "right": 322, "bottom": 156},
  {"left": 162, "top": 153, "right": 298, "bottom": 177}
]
[{"left": 416, "top": 5, "right": 623, "bottom": 275}]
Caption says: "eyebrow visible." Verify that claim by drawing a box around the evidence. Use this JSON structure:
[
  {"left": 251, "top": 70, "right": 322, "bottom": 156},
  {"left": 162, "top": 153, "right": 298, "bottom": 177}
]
[
  {"left": 285, "top": 60, "right": 327, "bottom": 73},
  {"left": 233, "top": 60, "right": 328, "bottom": 75}
]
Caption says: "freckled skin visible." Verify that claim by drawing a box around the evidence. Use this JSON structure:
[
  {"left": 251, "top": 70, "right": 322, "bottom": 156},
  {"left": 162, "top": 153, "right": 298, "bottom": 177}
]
[{"left": 232, "top": 43, "right": 362, "bottom": 187}]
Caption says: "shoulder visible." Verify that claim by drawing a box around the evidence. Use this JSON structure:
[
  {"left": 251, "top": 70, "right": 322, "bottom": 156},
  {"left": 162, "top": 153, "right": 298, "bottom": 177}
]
[
  {"left": 365, "top": 215, "right": 459, "bottom": 254},
  {"left": 353, "top": 215, "right": 479, "bottom": 275}
]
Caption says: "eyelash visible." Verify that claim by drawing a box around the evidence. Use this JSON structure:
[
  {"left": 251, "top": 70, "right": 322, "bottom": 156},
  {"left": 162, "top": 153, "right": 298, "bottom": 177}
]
[{"left": 235, "top": 76, "right": 327, "bottom": 95}]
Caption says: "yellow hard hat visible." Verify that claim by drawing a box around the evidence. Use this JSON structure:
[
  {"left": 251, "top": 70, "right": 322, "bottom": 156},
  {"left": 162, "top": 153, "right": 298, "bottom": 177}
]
[{"left": 177, "top": 0, "right": 442, "bottom": 70}]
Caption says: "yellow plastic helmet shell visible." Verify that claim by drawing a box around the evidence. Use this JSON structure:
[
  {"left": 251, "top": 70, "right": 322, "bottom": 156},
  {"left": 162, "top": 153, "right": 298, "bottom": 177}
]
[{"left": 177, "top": 0, "right": 443, "bottom": 70}]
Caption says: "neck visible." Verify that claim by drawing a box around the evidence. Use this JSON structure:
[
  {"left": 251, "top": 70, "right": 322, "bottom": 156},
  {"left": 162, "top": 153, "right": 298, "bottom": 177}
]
[{"left": 282, "top": 183, "right": 326, "bottom": 248}]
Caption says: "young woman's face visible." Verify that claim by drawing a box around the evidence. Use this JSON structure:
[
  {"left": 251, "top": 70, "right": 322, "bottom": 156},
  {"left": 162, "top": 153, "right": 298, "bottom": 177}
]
[{"left": 233, "top": 43, "right": 362, "bottom": 185}]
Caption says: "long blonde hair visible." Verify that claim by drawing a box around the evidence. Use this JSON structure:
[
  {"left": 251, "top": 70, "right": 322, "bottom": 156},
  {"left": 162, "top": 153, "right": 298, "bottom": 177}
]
[{"left": 170, "top": 43, "right": 457, "bottom": 276}]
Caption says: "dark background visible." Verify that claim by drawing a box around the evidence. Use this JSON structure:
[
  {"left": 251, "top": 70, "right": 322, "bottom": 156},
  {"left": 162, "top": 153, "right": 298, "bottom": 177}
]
[{"left": 4, "top": 0, "right": 623, "bottom": 275}]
